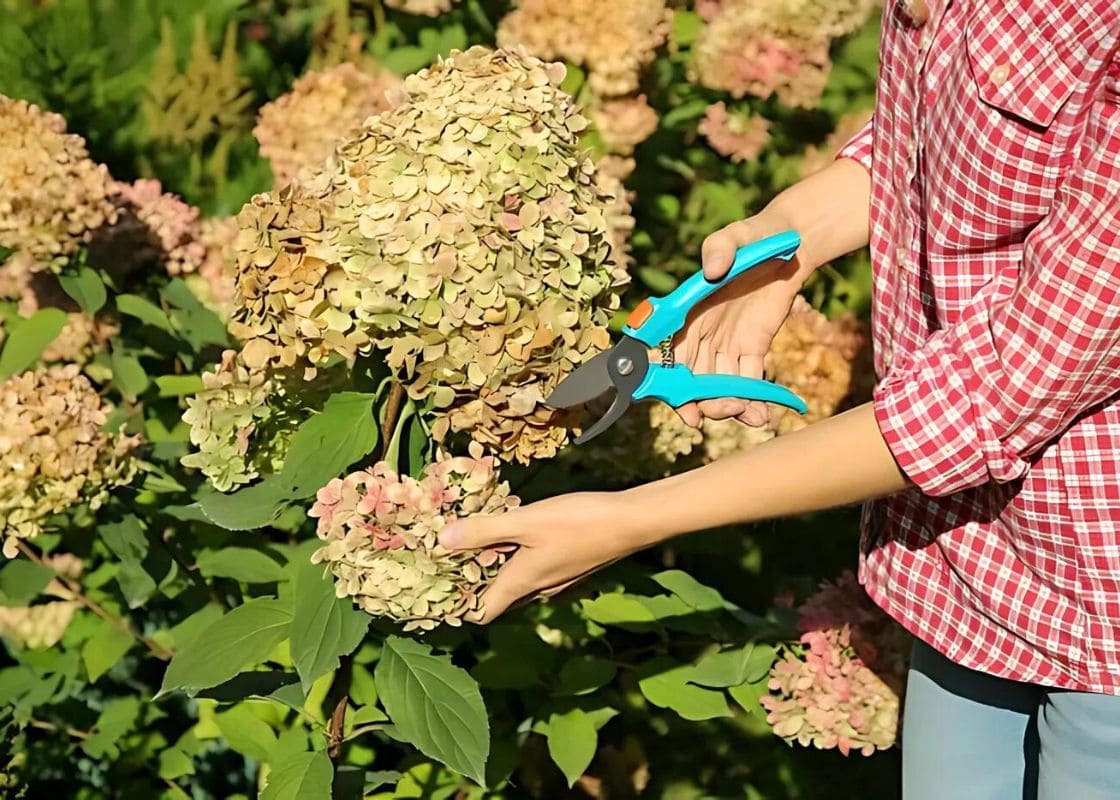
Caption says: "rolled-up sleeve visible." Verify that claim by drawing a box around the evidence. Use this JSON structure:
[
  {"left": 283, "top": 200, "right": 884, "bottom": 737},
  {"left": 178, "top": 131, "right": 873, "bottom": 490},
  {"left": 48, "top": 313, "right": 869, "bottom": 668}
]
[
  {"left": 835, "top": 115, "right": 875, "bottom": 172},
  {"left": 872, "top": 94, "right": 1120, "bottom": 497}
]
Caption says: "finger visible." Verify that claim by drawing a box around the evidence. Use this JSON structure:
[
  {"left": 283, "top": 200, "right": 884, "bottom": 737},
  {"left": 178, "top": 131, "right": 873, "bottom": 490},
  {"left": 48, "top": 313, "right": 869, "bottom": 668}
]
[
  {"left": 697, "top": 351, "right": 748, "bottom": 420},
  {"left": 737, "top": 353, "right": 770, "bottom": 427},
  {"left": 467, "top": 563, "right": 533, "bottom": 624},
  {"left": 701, "top": 221, "right": 753, "bottom": 281},
  {"left": 675, "top": 401, "right": 702, "bottom": 428},
  {"left": 439, "top": 506, "right": 526, "bottom": 551}
]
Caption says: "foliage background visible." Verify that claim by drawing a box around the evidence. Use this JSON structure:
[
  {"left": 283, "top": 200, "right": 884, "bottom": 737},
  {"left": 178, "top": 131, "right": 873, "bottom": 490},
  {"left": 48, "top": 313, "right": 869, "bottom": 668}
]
[{"left": 0, "top": 1, "right": 897, "bottom": 797}]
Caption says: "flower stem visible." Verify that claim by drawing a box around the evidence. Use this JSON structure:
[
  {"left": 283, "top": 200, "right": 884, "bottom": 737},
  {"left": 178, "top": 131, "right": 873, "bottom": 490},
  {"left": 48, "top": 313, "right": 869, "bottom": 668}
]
[{"left": 17, "top": 541, "right": 174, "bottom": 660}]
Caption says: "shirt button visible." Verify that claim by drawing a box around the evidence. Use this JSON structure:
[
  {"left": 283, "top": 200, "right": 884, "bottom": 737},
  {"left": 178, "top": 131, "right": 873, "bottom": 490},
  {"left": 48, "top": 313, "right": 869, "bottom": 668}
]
[{"left": 991, "top": 64, "right": 1011, "bottom": 86}]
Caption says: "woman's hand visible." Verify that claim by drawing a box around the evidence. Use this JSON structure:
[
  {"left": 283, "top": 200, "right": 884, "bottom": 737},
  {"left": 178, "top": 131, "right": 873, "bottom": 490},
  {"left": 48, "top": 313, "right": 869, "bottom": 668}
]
[
  {"left": 438, "top": 491, "right": 648, "bottom": 624},
  {"left": 672, "top": 206, "right": 814, "bottom": 428}
]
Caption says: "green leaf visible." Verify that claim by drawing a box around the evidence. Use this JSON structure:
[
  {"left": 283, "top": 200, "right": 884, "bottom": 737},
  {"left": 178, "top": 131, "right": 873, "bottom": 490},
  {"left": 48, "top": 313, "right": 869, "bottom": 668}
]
[
  {"left": 110, "top": 350, "right": 149, "bottom": 401},
  {"left": 637, "top": 657, "right": 732, "bottom": 721},
  {"left": 159, "top": 731, "right": 203, "bottom": 779},
  {"left": 661, "top": 98, "right": 709, "bottom": 128},
  {"left": 728, "top": 674, "right": 770, "bottom": 717},
  {"left": 99, "top": 516, "right": 159, "bottom": 606},
  {"left": 555, "top": 655, "right": 616, "bottom": 696},
  {"left": 81, "top": 621, "right": 134, "bottom": 681},
  {"left": 155, "top": 374, "right": 205, "bottom": 396},
  {"left": 162, "top": 279, "right": 230, "bottom": 351},
  {"left": 278, "top": 392, "right": 378, "bottom": 499},
  {"left": 81, "top": 697, "right": 142, "bottom": 760},
  {"left": 261, "top": 751, "right": 333, "bottom": 800},
  {"left": 672, "top": 10, "right": 702, "bottom": 46},
  {"left": 197, "top": 547, "right": 285, "bottom": 584},
  {"left": 580, "top": 594, "right": 658, "bottom": 628},
  {"left": 0, "top": 308, "right": 67, "bottom": 377},
  {"left": 375, "top": 636, "right": 489, "bottom": 786},
  {"left": 195, "top": 475, "right": 291, "bottom": 531},
  {"left": 59, "top": 266, "right": 107, "bottom": 313},
  {"left": 545, "top": 709, "right": 597, "bottom": 788},
  {"left": 116, "top": 293, "right": 175, "bottom": 333},
  {"left": 686, "top": 643, "right": 776, "bottom": 688},
  {"left": 158, "top": 598, "right": 294, "bottom": 698},
  {"left": 215, "top": 704, "right": 279, "bottom": 762},
  {"left": 651, "top": 570, "right": 726, "bottom": 612},
  {"left": 0, "top": 560, "right": 57, "bottom": 605},
  {"left": 289, "top": 560, "right": 370, "bottom": 692}
]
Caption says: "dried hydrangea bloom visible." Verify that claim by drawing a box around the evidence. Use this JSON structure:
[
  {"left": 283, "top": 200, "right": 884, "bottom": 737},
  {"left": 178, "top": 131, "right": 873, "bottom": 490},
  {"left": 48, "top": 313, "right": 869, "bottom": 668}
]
[
  {"left": 110, "top": 180, "right": 206, "bottom": 276},
  {"left": 253, "top": 63, "right": 401, "bottom": 186},
  {"left": 0, "top": 552, "right": 84, "bottom": 649},
  {"left": 800, "top": 110, "right": 875, "bottom": 179},
  {"left": 595, "top": 160, "right": 636, "bottom": 274},
  {"left": 384, "top": 0, "right": 461, "bottom": 15},
  {"left": 761, "top": 571, "right": 910, "bottom": 755},
  {"left": 0, "top": 601, "right": 81, "bottom": 649},
  {"left": 698, "top": 102, "right": 771, "bottom": 163},
  {"left": 0, "top": 96, "right": 117, "bottom": 272},
  {"left": 0, "top": 365, "right": 140, "bottom": 557},
  {"left": 591, "top": 95, "right": 658, "bottom": 156},
  {"left": 690, "top": 2, "right": 832, "bottom": 107},
  {"left": 180, "top": 349, "right": 343, "bottom": 492},
  {"left": 309, "top": 442, "right": 519, "bottom": 631},
  {"left": 230, "top": 47, "right": 627, "bottom": 462},
  {"left": 184, "top": 216, "right": 240, "bottom": 321},
  {"left": 764, "top": 296, "right": 866, "bottom": 434},
  {"left": 497, "top": 0, "right": 672, "bottom": 96},
  {"left": 649, "top": 401, "right": 775, "bottom": 464}
]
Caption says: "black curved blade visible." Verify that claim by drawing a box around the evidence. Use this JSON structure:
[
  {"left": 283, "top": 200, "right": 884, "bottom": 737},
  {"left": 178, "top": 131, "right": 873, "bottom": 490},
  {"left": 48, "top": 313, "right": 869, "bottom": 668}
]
[
  {"left": 545, "top": 349, "right": 614, "bottom": 409},
  {"left": 573, "top": 389, "right": 631, "bottom": 445}
]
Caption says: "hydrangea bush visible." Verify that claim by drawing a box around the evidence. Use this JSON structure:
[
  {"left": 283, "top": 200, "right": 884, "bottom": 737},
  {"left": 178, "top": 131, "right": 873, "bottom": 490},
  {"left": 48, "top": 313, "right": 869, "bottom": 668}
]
[{"left": 0, "top": 2, "right": 889, "bottom": 797}]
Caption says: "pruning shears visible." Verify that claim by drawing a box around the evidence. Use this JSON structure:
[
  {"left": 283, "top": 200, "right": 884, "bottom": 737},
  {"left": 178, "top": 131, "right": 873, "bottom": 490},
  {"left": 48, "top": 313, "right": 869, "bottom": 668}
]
[{"left": 546, "top": 230, "right": 809, "bottom": 444}]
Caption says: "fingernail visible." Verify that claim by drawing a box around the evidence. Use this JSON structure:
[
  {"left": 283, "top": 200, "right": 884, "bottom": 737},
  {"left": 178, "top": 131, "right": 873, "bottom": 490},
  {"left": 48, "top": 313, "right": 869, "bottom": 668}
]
[{"left": 439, "top": 523, "right": 462, "bottom": 549}]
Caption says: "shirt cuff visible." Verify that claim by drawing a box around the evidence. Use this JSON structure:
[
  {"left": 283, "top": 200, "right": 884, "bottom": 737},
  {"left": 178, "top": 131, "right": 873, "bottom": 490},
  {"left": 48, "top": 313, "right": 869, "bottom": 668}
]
[
  {"left": 871, "top": 330, "right": 1031, "bottom": 497},
  {"left": 834, "top": 117, "right": 874, "bottom": 172}
]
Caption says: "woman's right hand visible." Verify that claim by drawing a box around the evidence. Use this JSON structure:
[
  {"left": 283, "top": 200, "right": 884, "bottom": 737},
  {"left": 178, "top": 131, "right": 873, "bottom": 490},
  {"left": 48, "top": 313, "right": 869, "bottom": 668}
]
[{"left": 670, "top": 206, "right": 814, "bottom": 428}]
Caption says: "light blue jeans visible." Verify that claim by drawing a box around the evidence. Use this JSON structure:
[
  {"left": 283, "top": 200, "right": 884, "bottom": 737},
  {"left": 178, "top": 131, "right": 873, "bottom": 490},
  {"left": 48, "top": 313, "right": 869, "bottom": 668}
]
[{"left": 902, "top": 639, "right": 1120, "bottom": 799}]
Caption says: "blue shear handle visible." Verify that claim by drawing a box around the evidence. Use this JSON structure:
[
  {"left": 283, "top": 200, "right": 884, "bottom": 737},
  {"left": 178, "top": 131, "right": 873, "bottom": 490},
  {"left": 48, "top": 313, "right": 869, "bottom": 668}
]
[
  {"left": 633, "top": 364, "right": 808, "bottom": 414},
  {"left": 623, "top": 230, "right": 801, "bottom": 347}
]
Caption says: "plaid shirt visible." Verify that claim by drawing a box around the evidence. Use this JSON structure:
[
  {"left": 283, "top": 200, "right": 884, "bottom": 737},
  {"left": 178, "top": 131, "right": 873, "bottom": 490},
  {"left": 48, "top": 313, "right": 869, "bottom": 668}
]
[{"left": 835, "top": 0, "right": 1120, "bottom": 693}]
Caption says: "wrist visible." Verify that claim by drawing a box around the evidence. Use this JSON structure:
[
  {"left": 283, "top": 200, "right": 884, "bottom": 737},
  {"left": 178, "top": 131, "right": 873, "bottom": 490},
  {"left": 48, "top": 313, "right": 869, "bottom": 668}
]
[{"left": 763, "top": 159, "right": 871, "bottom": 278}]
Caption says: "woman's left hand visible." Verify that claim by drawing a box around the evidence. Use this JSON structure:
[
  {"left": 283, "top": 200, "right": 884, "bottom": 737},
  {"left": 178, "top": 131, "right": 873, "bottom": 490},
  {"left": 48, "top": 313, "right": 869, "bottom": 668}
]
[{"left": 438, "top": 490, "right": 650, "bottom": 624}]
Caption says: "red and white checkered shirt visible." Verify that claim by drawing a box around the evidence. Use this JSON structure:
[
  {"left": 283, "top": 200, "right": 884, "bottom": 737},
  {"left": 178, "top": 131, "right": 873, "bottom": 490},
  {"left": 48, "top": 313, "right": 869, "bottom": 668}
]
[{"left": 835, "top": 0, "right": 1120, "bottom": 693}]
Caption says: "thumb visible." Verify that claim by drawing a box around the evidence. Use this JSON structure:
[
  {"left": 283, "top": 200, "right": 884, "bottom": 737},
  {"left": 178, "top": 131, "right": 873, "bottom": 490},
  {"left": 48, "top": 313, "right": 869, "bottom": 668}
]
[
  {"left": 438, "top": 508, "right": 523, "bottom": 551},
  {"left": 701, "top": 220, "right": 755, "bottom": 282}
]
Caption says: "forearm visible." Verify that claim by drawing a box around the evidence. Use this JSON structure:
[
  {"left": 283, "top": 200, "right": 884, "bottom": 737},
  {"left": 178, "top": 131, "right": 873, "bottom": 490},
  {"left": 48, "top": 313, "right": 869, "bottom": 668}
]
[
  {"left": 765, "top": 157, "right": 871, "bottom": 281},
  {"left": 620, "top": 402, "right": 910, "bottom": 547}
]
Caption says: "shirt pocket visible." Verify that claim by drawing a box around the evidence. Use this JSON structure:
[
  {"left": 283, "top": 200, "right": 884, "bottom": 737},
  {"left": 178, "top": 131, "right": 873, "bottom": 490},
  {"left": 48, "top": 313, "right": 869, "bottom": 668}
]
[{"left": 926, "top": 3, "right": 1095, "bottom": 253}]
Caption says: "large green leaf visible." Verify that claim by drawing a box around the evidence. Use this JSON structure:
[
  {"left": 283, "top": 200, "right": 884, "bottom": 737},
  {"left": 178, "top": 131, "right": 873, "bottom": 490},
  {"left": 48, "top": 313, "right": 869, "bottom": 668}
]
[
  {"left": 158, "top": 598, "right": 294, "bottom": 698},
  {"left": 687, "top": 643, "right": 775, "bottom": 688},
  {"left": 545, "top": 708, "right": 597, "bottom": 788},
  {"left": 110, "top": 350, "right": 150, "bottom": 401},
  {"left": 278, "top": 392, "right": 379, "bottom": 498},
  {"left": 650, "top": 570, "right": 726, "bottom": 612},
  {"left": 116, "top": 293, "right": 175, "bottom": 333},
  {"left": 375, "top": 636, "right": 489, "bottom": 786},
  {"left": 195, "top": 476, "right": 291, "bottom": 531},
  {"left": 215, "top": 704, "right": 279, "bottom": 762},
  {"left": 579, "top": 594, "right": 658, "bottom": 628},
  {"left": 59, "top": 266, "right": 107, "bottom": 314},
  {"left": 196, "top": 547, "right": 285, "bottom": 584},
  {"left": 0, "top": 560, "right": 57, "bottom": 605},
  {"left": 555, "top": 655, "right": 616, "bottom": 696},
  {"left": 0, "top": 308, "right": 67, "bottom": 377},
  {"left": 98, "top": 516, "right": 159, "bottom": 607},
  {"left": 81, "top": 621, "right": 134, "bottom": 682},
  {"left": 637, "top": 657, "right": 731, "bottom": 721},
  {"left": 261, "top": 751, "right": 333, "bottom": 800},
  {"left": 289, "top": 560, "right": 370, "bottom": 692}
]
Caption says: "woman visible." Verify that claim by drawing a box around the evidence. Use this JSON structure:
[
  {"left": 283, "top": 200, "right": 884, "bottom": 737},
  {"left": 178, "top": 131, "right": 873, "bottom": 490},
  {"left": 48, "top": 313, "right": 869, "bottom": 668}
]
[{"left": 440, "top": 1, "right": 1120, "bottom": 797}]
